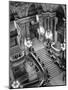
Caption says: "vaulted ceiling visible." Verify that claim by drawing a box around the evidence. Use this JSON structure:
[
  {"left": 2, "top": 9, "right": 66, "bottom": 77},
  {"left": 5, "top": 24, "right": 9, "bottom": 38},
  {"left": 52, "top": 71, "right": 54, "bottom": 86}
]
[{"left": 9, "top": 1, "right": 66, "bottom": 21}]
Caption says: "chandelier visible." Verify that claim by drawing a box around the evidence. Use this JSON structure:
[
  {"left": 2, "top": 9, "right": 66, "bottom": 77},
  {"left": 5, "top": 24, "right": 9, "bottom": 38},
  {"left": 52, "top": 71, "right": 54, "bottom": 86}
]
[{"left": 45, "top": 30, "right": 52, "bottom": 40}]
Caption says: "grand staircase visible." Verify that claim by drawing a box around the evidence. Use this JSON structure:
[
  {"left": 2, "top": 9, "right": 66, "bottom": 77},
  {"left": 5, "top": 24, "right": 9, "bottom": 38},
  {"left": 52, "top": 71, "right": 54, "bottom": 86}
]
[
  {"left": 32, "top": 39, "right": 62, "bottom": 79},
  {"left": 36, "top": 48, "right": 62, "bottom": 79}
]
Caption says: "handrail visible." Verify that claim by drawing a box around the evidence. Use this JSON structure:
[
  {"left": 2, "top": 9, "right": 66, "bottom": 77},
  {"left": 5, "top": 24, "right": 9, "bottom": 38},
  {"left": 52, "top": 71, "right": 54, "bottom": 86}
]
[{"left": 51, "top": 42, "right": 61, "bottom": 52}]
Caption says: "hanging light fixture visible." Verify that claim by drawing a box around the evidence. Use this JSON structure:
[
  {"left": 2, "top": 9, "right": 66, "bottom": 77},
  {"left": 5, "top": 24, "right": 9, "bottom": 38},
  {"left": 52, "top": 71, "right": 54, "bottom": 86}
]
[
  {"left": 45, "top": 17, "right": 53, "bottom": 40},
  {"left": 45, "top": 30, "right": 52, "bottom": 40},
  {"left": 12, "top": 80, "right": 20, "bottom": 88}
]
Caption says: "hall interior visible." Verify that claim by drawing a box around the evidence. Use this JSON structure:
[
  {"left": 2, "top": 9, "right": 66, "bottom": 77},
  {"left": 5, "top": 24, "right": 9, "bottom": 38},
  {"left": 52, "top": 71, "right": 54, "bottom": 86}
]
[{"left": 9, "top": 2, "right": 66, "bottom": 88}]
